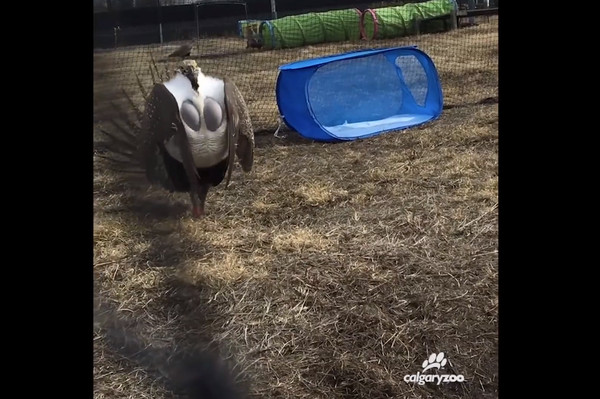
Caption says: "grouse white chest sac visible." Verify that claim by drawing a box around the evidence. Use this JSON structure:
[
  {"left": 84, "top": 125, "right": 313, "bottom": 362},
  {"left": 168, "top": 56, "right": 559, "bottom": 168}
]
[{"left": 162, "top": 72, "right": 229, "bottom": 168}]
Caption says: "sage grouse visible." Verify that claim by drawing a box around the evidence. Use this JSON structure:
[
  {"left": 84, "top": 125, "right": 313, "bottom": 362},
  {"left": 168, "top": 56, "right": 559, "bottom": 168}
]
[{"left": 99, "top": 60, "right": 254, "bottom": 218}]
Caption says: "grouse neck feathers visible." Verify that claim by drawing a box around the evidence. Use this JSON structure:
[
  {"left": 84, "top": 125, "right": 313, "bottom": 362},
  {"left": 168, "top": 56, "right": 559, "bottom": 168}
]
[{"left": 161, "top": 72, "right": 229, "bottom": 169}]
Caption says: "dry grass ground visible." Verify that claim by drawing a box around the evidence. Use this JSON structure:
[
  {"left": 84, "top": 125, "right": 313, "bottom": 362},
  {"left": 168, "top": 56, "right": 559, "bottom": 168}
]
[{"left": 94, "top": 17, "right": 497, "bottom": 399}]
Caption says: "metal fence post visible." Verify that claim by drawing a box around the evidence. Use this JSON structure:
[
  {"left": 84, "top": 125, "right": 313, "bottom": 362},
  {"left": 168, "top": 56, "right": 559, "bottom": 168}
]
[
  {"left": 195, "top": 4, "right": 200, "bottom": 40},
  {"left": 413, "top": 18, "right": 420, "bottom": 35},
  {"left": 270, "top": 0, "right": 277, "bottom": 19},
  {"left": 450, "top": 7, "right": 457, "bottom": 30},
  {"left": 157, "top": 0, "right": 163, "bottom": 44},
  {"left": 468, "top": 0, "right": 475, "bottom": 25}
]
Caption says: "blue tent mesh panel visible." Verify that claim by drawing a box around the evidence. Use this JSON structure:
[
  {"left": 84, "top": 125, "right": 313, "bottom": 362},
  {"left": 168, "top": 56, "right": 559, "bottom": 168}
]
[{"left": 276, "top": 46, "right": 443, "bottom": 142}]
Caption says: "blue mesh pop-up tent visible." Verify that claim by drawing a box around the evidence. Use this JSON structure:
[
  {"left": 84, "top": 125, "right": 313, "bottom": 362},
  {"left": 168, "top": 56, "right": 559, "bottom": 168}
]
[{"left": 276, "top": 46, "right": 443, "bottom": 142}]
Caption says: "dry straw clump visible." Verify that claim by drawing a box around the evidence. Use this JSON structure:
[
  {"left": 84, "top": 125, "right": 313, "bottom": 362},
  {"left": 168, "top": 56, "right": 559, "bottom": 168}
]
[
  {"left": 272, "top": 227, "right": 333, "bottom": 253},
  {"left": 293, "top": 182, "right": 349, "bottom": 207}
]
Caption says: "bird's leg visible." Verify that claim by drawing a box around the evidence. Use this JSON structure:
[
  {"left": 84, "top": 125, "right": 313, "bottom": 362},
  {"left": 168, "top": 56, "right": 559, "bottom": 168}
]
[
  {"left": 193, "top": 184, "right": 210, "bottom": 218},
  {"left": 186, "top": 173, "right": 204, "bottom": 218},
  {"left": 189, "top": 190, "right": 202, "bottom": 218},
  {"left": 171, "top": 121, "right": 204, "bottom": 219}
]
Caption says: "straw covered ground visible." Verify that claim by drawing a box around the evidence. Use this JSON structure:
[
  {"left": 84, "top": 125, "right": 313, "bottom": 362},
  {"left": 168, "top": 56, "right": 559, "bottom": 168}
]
[{"left": 94, "top": 16, "right": 498, "bottom": 399}]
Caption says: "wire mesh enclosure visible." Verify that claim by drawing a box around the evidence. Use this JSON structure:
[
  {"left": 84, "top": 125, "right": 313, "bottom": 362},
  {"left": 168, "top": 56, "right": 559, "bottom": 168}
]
[
  {"left": 93, "top": 0, "right": 498, "bottom": 135},
  {"left": 93, "top": 2, "right": 499, "bottom": 399}
]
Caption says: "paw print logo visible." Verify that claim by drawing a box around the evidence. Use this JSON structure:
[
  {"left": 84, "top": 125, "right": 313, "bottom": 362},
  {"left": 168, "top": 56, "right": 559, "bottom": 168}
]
[{"left": 422, "top": 352, "right": 447, "bottom": 372}]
